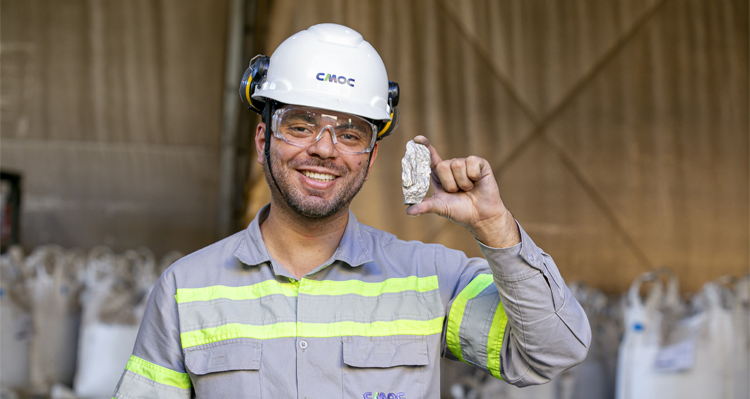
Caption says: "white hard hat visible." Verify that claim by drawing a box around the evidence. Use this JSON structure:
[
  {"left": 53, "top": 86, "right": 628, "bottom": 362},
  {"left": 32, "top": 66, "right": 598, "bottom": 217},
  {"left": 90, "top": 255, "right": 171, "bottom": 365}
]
[{"left": 249, "top": 24, "right": 392, "bottom": 121}]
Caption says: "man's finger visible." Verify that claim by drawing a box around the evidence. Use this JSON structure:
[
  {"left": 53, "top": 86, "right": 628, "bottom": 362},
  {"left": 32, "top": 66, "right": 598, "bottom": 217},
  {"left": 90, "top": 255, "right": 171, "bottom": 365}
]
[
  {"left": 450, "top": 159, "right": 474, "bottom": 191},
  {"left": 405, "top": 197, "right": 444, "bottom": 217},
  {"left": 435, "top": 160, "right": 459, "bottom": 193},
  {"left": 413, "top": 135, "right": 443, "bottom": 168},
  {"left": 465, "top": 155, "right": 486, "bottom": 182}
]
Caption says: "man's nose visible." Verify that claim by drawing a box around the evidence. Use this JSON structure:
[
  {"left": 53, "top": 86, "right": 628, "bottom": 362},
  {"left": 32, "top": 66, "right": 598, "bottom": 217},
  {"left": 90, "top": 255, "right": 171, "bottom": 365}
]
[{"left": 307, "top": 126, "right": 339, "bottom": 158}]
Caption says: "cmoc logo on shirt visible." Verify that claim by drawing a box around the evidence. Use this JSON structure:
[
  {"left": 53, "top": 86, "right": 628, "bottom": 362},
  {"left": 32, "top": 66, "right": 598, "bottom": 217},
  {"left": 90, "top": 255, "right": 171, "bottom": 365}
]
[{"left": 363, "top": 392, "right": 405, "bottom": 399}]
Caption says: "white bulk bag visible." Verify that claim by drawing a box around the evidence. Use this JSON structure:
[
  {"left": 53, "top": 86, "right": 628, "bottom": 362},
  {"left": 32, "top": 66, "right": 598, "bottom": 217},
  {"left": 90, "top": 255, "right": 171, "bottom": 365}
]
[
  {"left": 731, "top": 274, "right": 749, "bottom": 399},
  {"left": 74, "top": 247, "right": 156, "bottom": 399},
  {"left": 25, "top": 246, "right": 84, "bottom": 395},
  {"left": 558, "top": 284, "right": 622, "bottom": 399},
  {"left": 616, "top": 270, "right": 736, "bottom": 399},
  {"left": 0, "top": 246, "right": 32, "bottom": 390},
  {"left": 615, "top": 269, "right": 680, "bottom": 399}
]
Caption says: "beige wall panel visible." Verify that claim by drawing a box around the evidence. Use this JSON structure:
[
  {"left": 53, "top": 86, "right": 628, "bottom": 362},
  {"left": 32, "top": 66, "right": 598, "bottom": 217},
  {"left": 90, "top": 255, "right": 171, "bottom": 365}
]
[
  {"left": 1, "top": 0, "right": 92, "bottom": 141},
  {"left": 1, "top": 0, "right": 229, "bottom": 256},
  {"left": 544, "top": 0, "right": 749, "bottom": 293},
  {"left": 160, "top": 0, "right": 228, "bottom": 146},
  {"left": 1, "top": 139, "right": 218, "bottom": 255},
  {"left": 440, "top": 0, "right": 659, "bottom": 117},
  {"left": 1, "top": 0, "right": 227, "bottom": 145}
]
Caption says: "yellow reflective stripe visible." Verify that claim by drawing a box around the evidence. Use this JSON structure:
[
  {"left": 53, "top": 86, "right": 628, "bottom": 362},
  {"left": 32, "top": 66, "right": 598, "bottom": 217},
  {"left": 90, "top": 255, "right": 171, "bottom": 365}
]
[
  {"left": 446, "top": 274, "right": 495, "bottom": 362},
  {"left": 486, "top": 301, "right": 508, "bottom": 379},
  {"left": 125, "top": 355, "right": 191, "bottom": 390},
  {"left": 180, "top": 318, "right": 444, "bottom": 348},
  {"left": 300, "top": 276, "right": 439, "bottom": 296},
  {"left": 181, "top": 322, "right": 297, "bottom": 347},
  {"left": 298, "top": 318, "right": 444, "bottom": 337},
  {"left": 175, "top": 280, "right": 299, "bottom": 303},
  {"left": 176, "top": 276, "right": 437, "bottom": 303}
]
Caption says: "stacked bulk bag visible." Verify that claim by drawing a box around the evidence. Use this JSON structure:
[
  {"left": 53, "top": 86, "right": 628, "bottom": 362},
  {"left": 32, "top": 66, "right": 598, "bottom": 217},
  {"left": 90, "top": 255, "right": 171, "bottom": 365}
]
[
  {"left": 0, "top": 244, "right": 182, "bottom": 398},
  {"left": 733, "top": 274, "right": 749, "bottom": 399},
  {"left": 0, "top": 246, "right": 32, "bottom": 391},
  {"left": 558, "top": 283, "right": 623, "bottom": 399},
  {"left": 444, "top": 356, "right": 558, "bottom": 399},
  {"left": 73, "top": 247, "right": 157, "bottom": 399},
  {"left": 616, "top": 269, "right": 739, "bottom": 399},
  {"left": 25, "top": 245, "right": 85, "bottom": 395}
]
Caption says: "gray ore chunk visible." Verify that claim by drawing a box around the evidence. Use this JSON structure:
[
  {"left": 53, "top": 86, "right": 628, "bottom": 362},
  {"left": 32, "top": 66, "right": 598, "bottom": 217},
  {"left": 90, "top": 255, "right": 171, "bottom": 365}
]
[{"left": 402, "top": 140, "right": 431, "bottom": 205}]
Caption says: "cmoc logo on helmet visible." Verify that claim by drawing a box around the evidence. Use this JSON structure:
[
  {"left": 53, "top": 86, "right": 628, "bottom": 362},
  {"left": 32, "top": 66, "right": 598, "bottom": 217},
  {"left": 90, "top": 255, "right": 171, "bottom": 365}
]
[{"left": 316, "top": 72, "right": 355, "bottom": 87}]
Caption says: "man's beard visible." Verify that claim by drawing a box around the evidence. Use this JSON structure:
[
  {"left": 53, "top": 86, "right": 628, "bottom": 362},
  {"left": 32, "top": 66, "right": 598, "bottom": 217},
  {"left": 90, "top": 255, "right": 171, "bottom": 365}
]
[{"left": 264, "top": 153, "right": 369, "bottom": 219}]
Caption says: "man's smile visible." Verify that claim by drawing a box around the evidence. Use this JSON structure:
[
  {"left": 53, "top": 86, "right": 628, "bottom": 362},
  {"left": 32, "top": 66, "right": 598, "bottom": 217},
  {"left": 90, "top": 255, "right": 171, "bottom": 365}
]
[{"left": 301, "top": 170, "right": 336, "bottom": 182}]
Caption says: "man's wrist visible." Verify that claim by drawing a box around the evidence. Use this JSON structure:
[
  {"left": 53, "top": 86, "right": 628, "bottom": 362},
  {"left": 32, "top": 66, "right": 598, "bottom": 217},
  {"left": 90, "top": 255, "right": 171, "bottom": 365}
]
[{"left": 470, "top": 210, "right": 521, "bottom": 249}]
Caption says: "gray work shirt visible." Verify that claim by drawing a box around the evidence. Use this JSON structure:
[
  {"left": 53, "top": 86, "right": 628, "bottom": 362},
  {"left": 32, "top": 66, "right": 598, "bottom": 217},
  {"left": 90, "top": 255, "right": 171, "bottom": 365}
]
[{"left": 113, "top": 205, "right": 590, "bottom": 399}]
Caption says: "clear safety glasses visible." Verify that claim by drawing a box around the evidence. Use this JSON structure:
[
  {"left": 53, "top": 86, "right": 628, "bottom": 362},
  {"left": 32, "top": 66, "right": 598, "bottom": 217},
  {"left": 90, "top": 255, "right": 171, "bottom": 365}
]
[{"left": 270, "top": 106, "right": 378, "bottom": 155}]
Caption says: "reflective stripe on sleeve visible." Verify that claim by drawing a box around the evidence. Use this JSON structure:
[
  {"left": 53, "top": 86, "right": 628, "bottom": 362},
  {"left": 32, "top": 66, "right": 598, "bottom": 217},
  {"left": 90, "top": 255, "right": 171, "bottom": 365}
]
[
  {"left": 115, "top": 370, "right": 191, "bottom": 399},
  {"left": 446, "top": 274, "right": 508, "bottom": 379},
  {"left": 125, "top": 355, "right": 192, "bottom": 390},
  {"left": 486, "top": 296, "right": 508, "bottom": 379}
]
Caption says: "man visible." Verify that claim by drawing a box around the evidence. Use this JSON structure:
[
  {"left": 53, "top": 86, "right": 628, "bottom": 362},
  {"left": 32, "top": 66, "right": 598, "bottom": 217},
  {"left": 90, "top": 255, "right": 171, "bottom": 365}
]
[{"left": 113, "top": 23, "right": 590, "bottom": 399}]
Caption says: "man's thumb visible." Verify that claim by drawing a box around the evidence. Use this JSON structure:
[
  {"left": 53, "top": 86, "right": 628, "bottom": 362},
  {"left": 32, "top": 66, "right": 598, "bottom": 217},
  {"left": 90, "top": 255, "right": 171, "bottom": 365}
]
[{"left": 405, "top": 198, "right": 441, "bottom": 217}]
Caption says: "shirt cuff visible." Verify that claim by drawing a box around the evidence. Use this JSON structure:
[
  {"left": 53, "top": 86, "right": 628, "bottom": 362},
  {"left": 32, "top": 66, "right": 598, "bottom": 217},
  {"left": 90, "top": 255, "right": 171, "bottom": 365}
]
[{"left": 477, "top": 221, "right": 545, "bottom": 280}]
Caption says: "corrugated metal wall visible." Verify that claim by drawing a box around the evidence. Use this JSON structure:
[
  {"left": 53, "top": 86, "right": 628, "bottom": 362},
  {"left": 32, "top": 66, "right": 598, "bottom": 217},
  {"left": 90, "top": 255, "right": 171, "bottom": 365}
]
[
  {"left": 248, "top": 0, "right": 749, "bottom": 293},
  {"left": 1, "top": 0, "right": 229, "bottom": 255}
]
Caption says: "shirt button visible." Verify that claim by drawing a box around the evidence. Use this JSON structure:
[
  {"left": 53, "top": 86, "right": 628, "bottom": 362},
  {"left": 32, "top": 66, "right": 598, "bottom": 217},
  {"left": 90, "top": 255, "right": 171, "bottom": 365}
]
[{"left": 299, "top": 340, "right": 308, "bottom": 349}]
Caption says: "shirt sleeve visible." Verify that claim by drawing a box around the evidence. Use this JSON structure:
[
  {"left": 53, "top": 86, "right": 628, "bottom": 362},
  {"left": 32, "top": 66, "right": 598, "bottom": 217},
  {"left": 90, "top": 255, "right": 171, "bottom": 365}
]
[
  {"left": 440, "top": 221, "right": 591, "bottom": 387},
  {"left": 113, "top": 270, "right": 193, "bottom": 399}
]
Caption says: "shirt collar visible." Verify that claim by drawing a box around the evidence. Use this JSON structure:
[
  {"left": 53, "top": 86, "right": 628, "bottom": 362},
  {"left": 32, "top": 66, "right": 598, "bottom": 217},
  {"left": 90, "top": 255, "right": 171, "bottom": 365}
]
[{"left": 234, "top": 204, "right": 374, "bottom": 275}]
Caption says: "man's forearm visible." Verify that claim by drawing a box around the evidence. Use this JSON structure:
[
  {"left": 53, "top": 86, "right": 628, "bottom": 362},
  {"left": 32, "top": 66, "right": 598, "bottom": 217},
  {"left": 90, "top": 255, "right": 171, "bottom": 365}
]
[{"left": 479, "top": 222, "right": 591, "bottom": 386}]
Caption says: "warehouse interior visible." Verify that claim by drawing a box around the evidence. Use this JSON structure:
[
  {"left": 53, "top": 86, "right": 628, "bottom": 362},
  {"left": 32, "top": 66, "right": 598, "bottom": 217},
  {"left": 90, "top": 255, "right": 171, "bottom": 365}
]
[{"left": 1, "top": 0, "right": 748, "bottom": 398}]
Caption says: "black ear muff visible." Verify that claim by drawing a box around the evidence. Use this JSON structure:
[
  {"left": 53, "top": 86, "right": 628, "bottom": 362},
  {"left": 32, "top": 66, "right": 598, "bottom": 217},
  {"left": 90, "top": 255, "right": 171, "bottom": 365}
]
[
  {"left": 239, "top": 55, "right": 270, "bottom": 114},
  {"left": 388, "top": 81, "right": 400, "bottom": 107},
  {"left": 377, "top": 81, "right": 400, "bottom": 140}
]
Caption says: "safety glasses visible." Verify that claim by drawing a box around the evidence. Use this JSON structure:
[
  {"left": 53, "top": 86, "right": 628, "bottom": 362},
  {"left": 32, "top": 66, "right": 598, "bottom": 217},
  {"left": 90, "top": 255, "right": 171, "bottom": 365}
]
[{"left": 270, "top": 106, "right": 378, "bottom": 155}]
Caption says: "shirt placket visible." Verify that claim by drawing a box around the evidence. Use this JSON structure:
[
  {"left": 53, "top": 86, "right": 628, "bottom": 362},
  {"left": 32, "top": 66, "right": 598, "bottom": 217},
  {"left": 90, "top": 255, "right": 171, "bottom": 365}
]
[{"left": 294, "top": 276, "right": 309, "bottom": 399}]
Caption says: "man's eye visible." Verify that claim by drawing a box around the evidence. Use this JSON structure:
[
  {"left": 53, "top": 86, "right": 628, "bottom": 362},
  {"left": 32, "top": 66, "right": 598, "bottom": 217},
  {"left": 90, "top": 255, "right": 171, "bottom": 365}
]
[
  {"left": 286, "top": 125, "right": 314, "bottom": 135},
  {"left": 337, "top": 126, "right": 368, "bottom": 141},
  {"left": 339, "top": 133, "right": 366, "bottom": 144}
]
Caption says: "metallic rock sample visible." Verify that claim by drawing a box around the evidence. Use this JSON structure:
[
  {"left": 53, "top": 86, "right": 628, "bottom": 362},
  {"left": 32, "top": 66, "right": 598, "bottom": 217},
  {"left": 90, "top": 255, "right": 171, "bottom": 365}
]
[{"left": 402, "top": 140, "right": 431, "bottom": 205}]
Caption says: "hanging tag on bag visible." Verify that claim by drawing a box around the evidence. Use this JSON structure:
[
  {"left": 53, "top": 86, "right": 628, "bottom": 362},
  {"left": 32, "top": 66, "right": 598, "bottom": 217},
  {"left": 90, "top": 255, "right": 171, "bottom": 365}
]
[
  {"left": 653, "top": 310, "right": 702, "bottom": 373},
  {"left": 654, "top": 339, "right": 697, "bottom": 372},
  {"left": 13, "top": 313, "right": 33, "bottom": 342}
]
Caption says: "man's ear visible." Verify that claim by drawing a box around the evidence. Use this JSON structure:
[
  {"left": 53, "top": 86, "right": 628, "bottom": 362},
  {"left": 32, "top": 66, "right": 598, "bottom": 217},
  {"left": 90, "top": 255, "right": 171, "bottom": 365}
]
[
  {"left": 364, "top": 142, "right": 378, "bottom": 180},
  {"left": 254, "top": 123, "right": 266, "bottom": 165}
]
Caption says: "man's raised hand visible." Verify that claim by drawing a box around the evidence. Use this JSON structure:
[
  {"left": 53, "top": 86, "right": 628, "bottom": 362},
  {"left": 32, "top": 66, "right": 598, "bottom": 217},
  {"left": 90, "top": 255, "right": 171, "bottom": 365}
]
[{"left": 405, "top": 135, "right": 521, "bottom": 248}]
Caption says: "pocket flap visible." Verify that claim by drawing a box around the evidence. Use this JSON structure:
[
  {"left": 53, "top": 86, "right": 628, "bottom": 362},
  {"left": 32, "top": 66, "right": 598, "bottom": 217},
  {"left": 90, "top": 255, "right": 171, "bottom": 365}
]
[
  {"left": 185, "top": 340, "right": 262, "bottom": 375},
  {"left": 343, "top": 337, "right": 429, "bottom": 368}
]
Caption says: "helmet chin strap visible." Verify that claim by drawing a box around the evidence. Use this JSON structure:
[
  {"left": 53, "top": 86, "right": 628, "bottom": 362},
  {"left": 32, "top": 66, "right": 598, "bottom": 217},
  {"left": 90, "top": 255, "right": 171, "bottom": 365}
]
[{"left": 263, "top": 99, "right": 291, "bottom": 206}]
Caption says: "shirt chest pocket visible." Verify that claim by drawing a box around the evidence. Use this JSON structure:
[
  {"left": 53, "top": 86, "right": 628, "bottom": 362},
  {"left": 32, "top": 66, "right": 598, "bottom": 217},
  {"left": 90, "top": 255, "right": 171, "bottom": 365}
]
[
  {"left": 185, "top": 340, "right": 262, "bottom": 399},
  {"left": 342, "top": 337, "right": 429, "bottom": 399}
]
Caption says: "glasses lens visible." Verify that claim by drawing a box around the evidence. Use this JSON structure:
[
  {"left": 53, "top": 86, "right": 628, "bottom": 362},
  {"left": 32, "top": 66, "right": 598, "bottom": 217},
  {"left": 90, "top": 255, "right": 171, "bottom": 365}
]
[{"left": 275, "top": 108, "right": 374, "bottom": 154}]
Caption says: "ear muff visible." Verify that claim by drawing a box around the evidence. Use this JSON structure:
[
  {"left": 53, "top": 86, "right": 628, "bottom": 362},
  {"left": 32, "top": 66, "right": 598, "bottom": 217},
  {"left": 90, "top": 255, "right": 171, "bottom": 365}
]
[
  {"left": 239, "top": 55, "right": 270, "bottom": 114},
  {"left": 377, "top": 81, "right": 400, "bottom": 140}
]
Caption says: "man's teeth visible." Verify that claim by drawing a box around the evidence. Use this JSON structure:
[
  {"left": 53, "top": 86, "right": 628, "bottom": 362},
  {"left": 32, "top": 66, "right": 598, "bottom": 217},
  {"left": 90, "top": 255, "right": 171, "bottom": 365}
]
[{"left": 303, "top": 171, "right": 335, "bottom": 182}]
